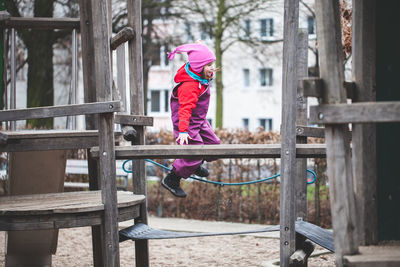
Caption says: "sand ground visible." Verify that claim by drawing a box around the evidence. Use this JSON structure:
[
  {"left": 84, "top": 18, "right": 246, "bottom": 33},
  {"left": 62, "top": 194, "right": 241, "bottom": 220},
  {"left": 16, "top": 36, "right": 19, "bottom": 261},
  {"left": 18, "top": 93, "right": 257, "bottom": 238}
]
[{"left": 0, "top": 217, "right": 335, "bottom": 266}]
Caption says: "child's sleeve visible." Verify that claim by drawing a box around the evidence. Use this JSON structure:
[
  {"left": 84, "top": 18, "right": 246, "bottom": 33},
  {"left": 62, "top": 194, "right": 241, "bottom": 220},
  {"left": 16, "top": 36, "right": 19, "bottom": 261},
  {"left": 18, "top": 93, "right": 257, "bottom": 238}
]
[{"left": 177, "top": 82, "right": 201, "bottom": 133}]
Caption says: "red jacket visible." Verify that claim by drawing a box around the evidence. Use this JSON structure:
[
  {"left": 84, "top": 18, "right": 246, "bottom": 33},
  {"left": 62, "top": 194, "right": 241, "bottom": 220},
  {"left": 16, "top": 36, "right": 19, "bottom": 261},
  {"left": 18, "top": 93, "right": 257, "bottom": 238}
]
[{"left": 173, "top": 64, "right": 207, "bottom": 132}]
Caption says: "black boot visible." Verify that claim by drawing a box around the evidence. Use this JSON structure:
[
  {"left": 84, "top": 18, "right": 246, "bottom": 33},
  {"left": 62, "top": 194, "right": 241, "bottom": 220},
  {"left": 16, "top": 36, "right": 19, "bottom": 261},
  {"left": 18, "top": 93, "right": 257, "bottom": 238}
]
[
  {"left": 161, "top": 171, "right": 187, "bottom": 198},
  {"left": 194, "top": 165, "right": 209, "bottom": 177}
]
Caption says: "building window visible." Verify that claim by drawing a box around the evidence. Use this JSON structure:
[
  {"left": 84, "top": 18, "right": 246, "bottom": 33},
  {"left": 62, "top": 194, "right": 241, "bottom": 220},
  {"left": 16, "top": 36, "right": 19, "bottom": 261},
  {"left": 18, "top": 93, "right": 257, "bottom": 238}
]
[
  {"left": 150, "top": 90, "right": 160, "bottom": 112},
  {"left": 150, "top": 44, "right": 161, "bottom": 66},
  {"left": 260, "top": 68, "right": 273, "bottom": 86},
  {"left": 260, "top": 18, "right": 274, "bottom": 38},
  {"left": 307, "top": 16, "right": 316, "bottom": 35},
  {"left": 242, "top": 118, "right": 249, "bottom": 130},
  {"left": 200, "top": 22, "right": 212, "bottom": 40},
  {"left": 185, "top": 22, "right": 193, "bottom": 42},
  {"left": 243, "top": 69, "right": 250, "bottom": 87},
  {"left": 164, "top": 90, "right": 169, "bottom": 112},
  {"left": 259, "top": 118, "right": 273, "bottom": 131},
  {"left": 244, "top": 19, "right": 251, "bottom": 37}
]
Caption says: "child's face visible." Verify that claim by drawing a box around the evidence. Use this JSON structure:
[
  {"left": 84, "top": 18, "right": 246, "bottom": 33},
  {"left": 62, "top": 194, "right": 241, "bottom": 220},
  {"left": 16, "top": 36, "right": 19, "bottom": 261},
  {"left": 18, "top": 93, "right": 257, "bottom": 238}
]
[{"left": 202, "top": 61, "right": 216, "bottom": 79}]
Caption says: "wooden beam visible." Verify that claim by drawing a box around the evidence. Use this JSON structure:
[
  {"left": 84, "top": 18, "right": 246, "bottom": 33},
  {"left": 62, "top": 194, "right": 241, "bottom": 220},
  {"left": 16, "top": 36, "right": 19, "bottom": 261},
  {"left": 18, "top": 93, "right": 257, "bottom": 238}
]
[
  {"left": 315, "top": 1, "right": 359, "bottom": 265},
  {"left": 296, "top": 125, "right": 325, "bottom": 138},
  {"left": 280, "top": 0, "right": 299, "bottom": 266},
  {"left": 114, "top": 114, "right": 153, "bottom": 126},
  {"left": 301, "top": 78, "right": 355, "bottom": 100},
  {"left": 90, "top": 144, "right": 327, "bottom": 159},
  {"left": 1, "top": 17, "right": 80, "bottom": 30},
  {"left": 352, "top": 0, "right": 377, "bottom": 246},
  {"left": 91, "top": 0, "right": 120, "bottom": 265},
  {"left": 110, "top": 27, "right": 134, "bottom": 50},
  {"left": 0, "top": 101, "right": 121, "bottom": 122},
  {"left": 127, "top": 0, "right": 149, "bottom": 266},
  {"left": 309, "top": 101, "right": 400, "bottom": 124}
]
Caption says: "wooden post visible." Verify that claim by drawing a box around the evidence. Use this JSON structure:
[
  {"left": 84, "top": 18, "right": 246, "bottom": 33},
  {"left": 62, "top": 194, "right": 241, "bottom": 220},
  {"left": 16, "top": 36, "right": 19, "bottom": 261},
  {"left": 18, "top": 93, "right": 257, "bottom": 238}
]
[
  {"left": 78, "top": 1, "right": 103, "bottom": 265},
  {"left": 280, "top": 0, "right": 299, "bottom": 266},
  {"left": 351, "top": 0, "right": 377, "bottom": 246},
  {"left": 315, "top": 1, "right": 359, "bottom": 265},
  {"left": 295, "top": 29, "right": 309, "bottom": 221},
  {"left": 294, "top": 29, "right": 310, "bottom": 267},
  {"left": 91, "top": 0, "right": 120, "bottom": 265},
  {"left": 127, "top": 0, "right": 149, "bottom": 266}
]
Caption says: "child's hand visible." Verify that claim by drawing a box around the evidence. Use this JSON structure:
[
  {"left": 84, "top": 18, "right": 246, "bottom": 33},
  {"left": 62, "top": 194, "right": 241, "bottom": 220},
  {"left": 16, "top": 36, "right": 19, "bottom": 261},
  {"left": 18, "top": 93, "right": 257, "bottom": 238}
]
[{"left": 176, "top": 132, "right": 192, "bottom": 145}]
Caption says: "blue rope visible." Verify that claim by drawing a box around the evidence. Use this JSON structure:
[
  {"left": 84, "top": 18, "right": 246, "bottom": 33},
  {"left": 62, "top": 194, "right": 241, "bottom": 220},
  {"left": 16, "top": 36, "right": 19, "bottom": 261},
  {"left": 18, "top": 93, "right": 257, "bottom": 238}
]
[{"left": 122, "top": 159, "right": 317, "bottom": 186}]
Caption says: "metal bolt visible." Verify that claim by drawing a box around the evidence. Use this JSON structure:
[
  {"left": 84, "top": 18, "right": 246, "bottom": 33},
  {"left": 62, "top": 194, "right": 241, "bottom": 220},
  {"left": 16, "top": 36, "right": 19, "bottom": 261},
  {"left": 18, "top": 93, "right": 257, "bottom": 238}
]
[
  {"left": 285, "top": 150, "right": 289, "bottom": 155},
  {"left": 284, "top": 227, "right": 289, "bottom": 231},
  {"left": 109, "top": 104, "right": 114, "bottom": 109},
  {"left": 103, "top": 152, "right": 107, "bottom": 156},
  {"left": 85, "top": 20, "right": 90, "bottom": 25},
  {"left": 284, "top": 241, "right": 289, "bottom": 246},
  {"left": 318, "top": 112, "right": 324, "bottom": 120}
]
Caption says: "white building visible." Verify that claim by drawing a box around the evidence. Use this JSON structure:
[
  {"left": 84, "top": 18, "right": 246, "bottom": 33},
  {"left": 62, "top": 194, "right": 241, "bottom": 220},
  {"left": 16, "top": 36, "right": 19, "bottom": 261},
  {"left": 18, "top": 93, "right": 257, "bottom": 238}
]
[{"left": 146, "top": 0, "right": 317, "bottom": 132}]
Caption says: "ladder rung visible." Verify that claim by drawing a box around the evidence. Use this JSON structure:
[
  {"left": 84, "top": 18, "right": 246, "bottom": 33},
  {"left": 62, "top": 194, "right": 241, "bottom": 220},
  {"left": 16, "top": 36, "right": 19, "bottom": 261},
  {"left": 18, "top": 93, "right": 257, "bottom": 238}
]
[
  {"left": 0, "top": 101, "right": 121, "bottom": 122},
  {"left": 3, "top": 17, "right": 80, "bottom": 30},
  {"left": 90, "top": 144, "right": 327, "bottom": 159},
  {"left": 310, "top": 101, "right": 400, "bottom": 124}
]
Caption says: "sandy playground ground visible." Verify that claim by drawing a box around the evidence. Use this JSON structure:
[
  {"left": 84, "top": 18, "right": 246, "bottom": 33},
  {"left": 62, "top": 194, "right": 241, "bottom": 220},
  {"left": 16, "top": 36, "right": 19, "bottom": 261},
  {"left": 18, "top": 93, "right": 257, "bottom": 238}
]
[{"left": 0, "top": 217, "right": 335, "bottom": 267}]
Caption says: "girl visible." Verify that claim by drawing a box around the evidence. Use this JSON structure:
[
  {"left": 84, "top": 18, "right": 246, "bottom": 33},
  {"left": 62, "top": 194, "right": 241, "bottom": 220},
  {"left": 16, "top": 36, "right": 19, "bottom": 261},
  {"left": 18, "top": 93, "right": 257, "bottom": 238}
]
[{"left": 162, "top": 43, "right": 220, "bottom": 198}]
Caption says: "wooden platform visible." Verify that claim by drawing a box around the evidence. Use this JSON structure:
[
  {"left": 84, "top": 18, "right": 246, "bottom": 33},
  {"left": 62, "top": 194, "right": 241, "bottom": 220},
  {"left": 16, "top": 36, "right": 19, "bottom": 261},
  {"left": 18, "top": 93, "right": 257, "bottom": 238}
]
[
  {"left": 90, "top": 144, "right": 327, "bottom": 159},
  {"left": 0, "top": 191, "right": 145, "bottom": 231},
  {"left": 343, "top": 244, "right": 400, "bottom": 267},
  {"left": 0, "top": 130, "right": 121, "bottom": 151}
]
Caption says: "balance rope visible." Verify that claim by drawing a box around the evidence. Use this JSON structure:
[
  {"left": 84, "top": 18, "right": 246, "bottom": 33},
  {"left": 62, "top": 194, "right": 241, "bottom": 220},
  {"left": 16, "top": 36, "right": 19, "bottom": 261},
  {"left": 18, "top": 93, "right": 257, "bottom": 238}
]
[{"left": 122, "top": 159, "right": 317, "bottom": 186}]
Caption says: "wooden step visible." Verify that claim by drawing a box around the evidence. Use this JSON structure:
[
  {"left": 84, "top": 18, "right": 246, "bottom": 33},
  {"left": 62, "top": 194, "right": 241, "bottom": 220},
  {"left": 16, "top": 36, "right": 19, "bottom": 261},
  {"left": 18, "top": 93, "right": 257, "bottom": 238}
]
[
  {"left": 310, "top": 101, "right": 400, "bottom": 124},
  {"left": 0, "top": 190, "right": 145, "bottom": 231},
  {"left": 0, "top": 101, "right": 121, "bottom": 122},
  {"left": 90, "top": 143, "right": 326, "bottom": 159},
  {"left": 343, "top": 244, "right": 400, "bottom": 267},
  {"left": 0, "top": 130, "right": 121, "bottom": 152}
]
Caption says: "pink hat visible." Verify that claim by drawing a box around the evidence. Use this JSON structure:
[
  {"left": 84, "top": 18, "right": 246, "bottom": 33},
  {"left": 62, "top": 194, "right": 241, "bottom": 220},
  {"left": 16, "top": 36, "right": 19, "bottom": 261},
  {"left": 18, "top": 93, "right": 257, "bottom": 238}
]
[{"left": 168, "top": 43, "right": 216, "bottom": 73}]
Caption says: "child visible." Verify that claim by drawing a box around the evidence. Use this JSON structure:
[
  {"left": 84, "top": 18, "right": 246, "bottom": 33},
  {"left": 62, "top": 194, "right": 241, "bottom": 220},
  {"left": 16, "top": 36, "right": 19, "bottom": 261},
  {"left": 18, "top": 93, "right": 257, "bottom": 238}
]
[{"left": 161, "top": 43, "right": 221, "bottom": 198}]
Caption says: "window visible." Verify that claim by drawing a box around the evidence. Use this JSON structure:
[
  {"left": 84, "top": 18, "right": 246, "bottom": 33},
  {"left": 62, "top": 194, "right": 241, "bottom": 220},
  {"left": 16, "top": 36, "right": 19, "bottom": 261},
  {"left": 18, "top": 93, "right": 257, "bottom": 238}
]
[
  {"left": 260, "top": 68, "right": 273, "bottom": 86},
  {"left": 260, "top": 19, "right": 274, "bottom": 38},
  {"left": 307, "top": 16, "right": 316, "bottom": 35},
  {"left": 242, "top": 118, "right": 249, "bottom": 130},
  {"left": 164, "top": 90, "right": 169, "bottom": 112},
  {"left": 200, "top": 22, "right": 212, "bottom": 40},
  {"left": 259, "top": 118, "right": 273, "bottom": 131},
  {"left": 185, "top": 23, "right": 193, "bottom": 42},
  {"left": 243, "top": 69, "right": 250, "bottom": 87},
  {"left": 150, "top": 44, "right": 161, "bottom": 66},
  {"left": 150, "top": 90, "right": 160, "bottom": 112},
  {"left": 244, "top": 19, "right": 251, "bottom": 37}
]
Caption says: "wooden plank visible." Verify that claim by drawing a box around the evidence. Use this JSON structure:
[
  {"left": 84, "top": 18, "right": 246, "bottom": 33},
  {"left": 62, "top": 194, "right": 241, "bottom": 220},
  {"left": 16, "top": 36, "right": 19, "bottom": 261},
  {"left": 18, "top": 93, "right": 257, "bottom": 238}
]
[
  {"left": 0, "top": 101, "right": 121, "bottom": 122},
  {"left": 78, "top": 1, "right": 102, "bottom": 264},
  {"left": 110, "top": 27, "right": 134, "bottom": 50},
  {"left": 116, "top": 43, "right": 127, "bottom": 112},
  {"left": 295, "top": 29, "right": 308, "bottom": 226},
  {"left": 309, "top": 101, "right": 400, "bottom": 124},
  {"left": 352, "top": 0, "right": 377, "bottom": 246},
  {"left": 115, "top": 114, "right": 153, "bottom": 126},
  {"left": 296, "top": 125, "right": 325, "bottom": 138},
  {"left": 91, "top": 0, "right": 120, "bottom": 265},
  {"left": 301, "top": 78, "right": 355, "bottom": 100},
  {"left": 315, "top": 1, "right": 359, "bottom": 265},
  {"left": 343, "top": 245, "right": 400, "bottom": 267},
  {"left": 90, "top": 144, "right": 327, "bottom": 159},
  {"left": 2, "top": 17, "right": 80, "bottom": 30},
  {"left": 127, "top": 0, "right": 149, "bottom": 266},
  {"left": 280, "top": 1, "right": 299, "bottom": 265}
]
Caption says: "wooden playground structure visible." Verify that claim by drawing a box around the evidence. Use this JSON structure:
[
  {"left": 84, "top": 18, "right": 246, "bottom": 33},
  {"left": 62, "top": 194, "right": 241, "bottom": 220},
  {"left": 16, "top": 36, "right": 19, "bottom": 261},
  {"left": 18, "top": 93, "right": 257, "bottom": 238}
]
[{"left": 0, "top": 0, "right": 399, "bottom": 266}]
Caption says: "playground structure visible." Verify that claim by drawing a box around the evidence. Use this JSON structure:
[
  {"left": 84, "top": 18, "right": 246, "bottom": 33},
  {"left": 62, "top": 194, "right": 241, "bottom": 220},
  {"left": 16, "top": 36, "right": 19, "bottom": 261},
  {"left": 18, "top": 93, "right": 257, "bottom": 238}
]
[{"left": 0, "top": 1, "right": 398, "bottom": 267}]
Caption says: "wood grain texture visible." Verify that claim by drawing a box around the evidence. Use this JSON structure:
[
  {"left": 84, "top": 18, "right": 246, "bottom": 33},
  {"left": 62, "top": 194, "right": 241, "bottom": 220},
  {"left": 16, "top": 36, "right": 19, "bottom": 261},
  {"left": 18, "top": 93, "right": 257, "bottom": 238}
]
[
  {"left": 2, "top": 17, "right": 80, "bottom": 30},
  {"left": 115, "top": 114, "right": 153, "bottom": 126},
  {"left": 0, "top": 101, "right": 121, "bottom": 122},
  {"left": 90, "top": 144, "right": 327, "bottom": 159},
  {"left": 110, "top": 27, "right": 134, "bottom": 50},
  {"left": 315, "top": 1, "right": 359, "bottom": 265}
]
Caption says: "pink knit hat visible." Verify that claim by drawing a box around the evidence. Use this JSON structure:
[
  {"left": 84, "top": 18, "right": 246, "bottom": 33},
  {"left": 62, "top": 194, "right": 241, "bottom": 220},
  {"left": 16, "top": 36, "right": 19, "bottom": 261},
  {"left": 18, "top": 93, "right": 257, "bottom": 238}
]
[{"left": 168, "top": 43, "right": 216, "bottom": 73}]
